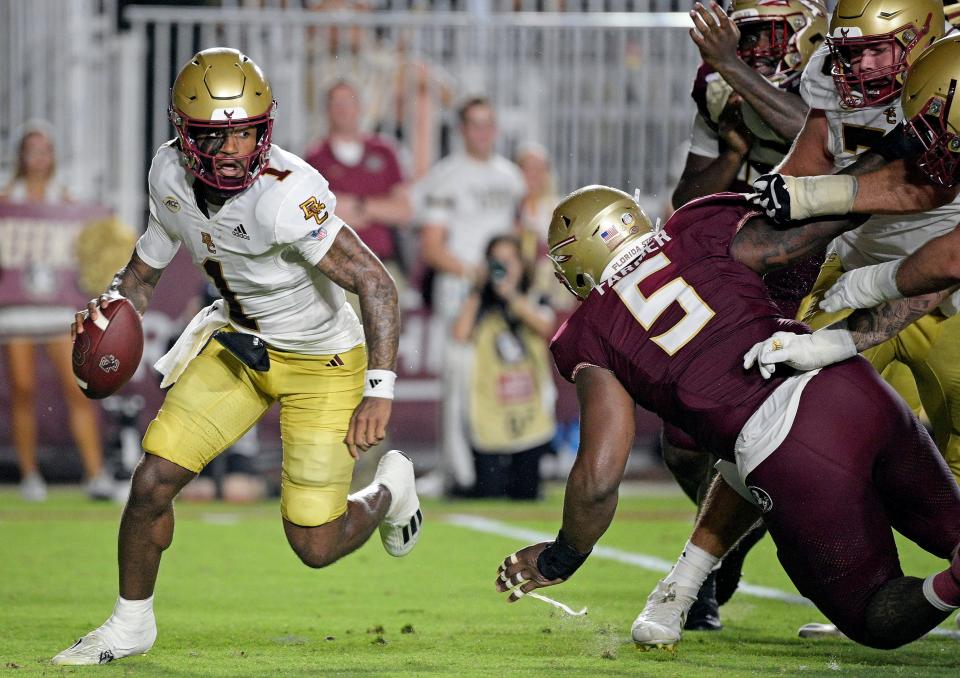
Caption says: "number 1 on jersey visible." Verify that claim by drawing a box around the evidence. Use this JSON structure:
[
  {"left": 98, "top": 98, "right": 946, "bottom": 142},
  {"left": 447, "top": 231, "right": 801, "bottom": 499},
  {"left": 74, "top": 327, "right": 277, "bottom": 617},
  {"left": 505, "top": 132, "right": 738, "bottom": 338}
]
[
  {"left": 615, "top": 253, "right": 715, "bottom": 355},
  {"left": 202, "top": 259, "right": 260, "bottom": 331}
]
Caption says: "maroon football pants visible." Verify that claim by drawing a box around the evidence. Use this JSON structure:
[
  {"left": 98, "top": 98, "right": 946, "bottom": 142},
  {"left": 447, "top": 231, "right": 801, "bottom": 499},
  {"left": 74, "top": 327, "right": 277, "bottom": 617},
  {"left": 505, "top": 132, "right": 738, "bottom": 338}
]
[{"left": 745, "top": 356, "right": 960, "bottom": 646}]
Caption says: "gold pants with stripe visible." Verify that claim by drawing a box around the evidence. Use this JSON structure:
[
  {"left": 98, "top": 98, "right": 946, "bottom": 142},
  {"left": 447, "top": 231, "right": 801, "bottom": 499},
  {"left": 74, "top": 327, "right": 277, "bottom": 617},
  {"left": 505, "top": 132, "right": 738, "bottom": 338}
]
[{"left": 142, "top": 341, "right": 365, "bottom": 526}]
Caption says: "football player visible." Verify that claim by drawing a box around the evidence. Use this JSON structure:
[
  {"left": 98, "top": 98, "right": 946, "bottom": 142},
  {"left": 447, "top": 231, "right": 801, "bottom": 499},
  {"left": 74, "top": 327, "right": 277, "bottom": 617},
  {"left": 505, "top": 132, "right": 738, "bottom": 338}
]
[
  {"left": 494, "top": 185, "right": 960, "bottom": 651},
  {"left": 818, "top": 35, "right": 960, "bottom": 314},
  {"left": 666, "top": 0, "right": 827, "bottom": 624},
  {"left": 746, "top": 0, "right": 960, "bottom": 489},
  {"left": 52, "top": 48, "right": 422, "bottom": 665}
]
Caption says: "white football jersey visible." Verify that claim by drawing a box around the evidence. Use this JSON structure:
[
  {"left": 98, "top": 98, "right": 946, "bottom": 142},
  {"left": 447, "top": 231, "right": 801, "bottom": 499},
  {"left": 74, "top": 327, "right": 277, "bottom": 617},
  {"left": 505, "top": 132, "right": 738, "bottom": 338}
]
[
  {"left": 136, "top": 142, "right": 364, "bottom": 354},
  {"left": 801, "top": 45, "right": 960, "bottom": 314}
]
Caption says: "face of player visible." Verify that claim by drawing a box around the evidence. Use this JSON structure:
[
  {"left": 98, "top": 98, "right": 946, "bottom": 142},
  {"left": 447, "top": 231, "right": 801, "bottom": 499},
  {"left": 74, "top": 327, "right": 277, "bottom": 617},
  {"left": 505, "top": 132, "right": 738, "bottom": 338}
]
[
  {"left": 327, "top": 83, "right": 362, "bottom": 136},
  {"left": 738, "top": 24, "right": 780, "bottom": 77},
  {"left": 847, "top": 41, "right": 903, "bottom": 96},
  {"left": 20, "top": 132, "right": 55, "bottom": 179},
  {"left": 193, "top": 126, "right": 258, "bottom": 181},
  {"left": 461, "top": 104, "right": 497, "bottom": 160}
]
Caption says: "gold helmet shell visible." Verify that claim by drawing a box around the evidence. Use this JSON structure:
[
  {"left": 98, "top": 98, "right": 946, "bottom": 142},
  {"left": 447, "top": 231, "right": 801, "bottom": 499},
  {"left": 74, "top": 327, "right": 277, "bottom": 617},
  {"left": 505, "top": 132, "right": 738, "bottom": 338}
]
[
  {"left": 548, "top": 186, "right": 654, "bottom": 299},
  {"left": 901, "top": 35, "right": 960, "bottom": 186},
  {"left": 168, "top": 48, "right": 277, "bottom": 192},
  {"left": 827, "top": 0, "right": 944, "bottom": 108},
  {"left": 730, "top": 0, "right": 828, "bottom": 82}
]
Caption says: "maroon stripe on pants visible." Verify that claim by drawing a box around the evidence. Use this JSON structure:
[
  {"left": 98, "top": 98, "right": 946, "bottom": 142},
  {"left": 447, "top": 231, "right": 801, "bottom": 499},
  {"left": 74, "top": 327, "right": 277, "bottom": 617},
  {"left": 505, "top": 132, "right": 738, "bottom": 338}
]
[{"left": 745, "top": 357, "right": 960, "bottom": 644}]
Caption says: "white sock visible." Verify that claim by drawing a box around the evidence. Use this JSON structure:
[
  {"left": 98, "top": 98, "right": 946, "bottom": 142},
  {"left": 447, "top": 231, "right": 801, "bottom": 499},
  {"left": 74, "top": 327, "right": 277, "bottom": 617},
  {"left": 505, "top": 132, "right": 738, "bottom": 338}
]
[
  {"left": 665, "top": 541, "right": 720, "bottom": 591},
  {"left": 923, "top": 575, "right": 959, "bottom": 612},
  {"left": 99, "top": 596, "right": 156, "bottom": 651}
]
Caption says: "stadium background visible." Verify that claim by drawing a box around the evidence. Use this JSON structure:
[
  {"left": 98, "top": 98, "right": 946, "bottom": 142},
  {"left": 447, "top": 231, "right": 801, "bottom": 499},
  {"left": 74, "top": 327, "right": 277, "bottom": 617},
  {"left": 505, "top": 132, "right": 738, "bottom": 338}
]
[{"left": 0, "top": 0, "right": 707, "bottom": 479}]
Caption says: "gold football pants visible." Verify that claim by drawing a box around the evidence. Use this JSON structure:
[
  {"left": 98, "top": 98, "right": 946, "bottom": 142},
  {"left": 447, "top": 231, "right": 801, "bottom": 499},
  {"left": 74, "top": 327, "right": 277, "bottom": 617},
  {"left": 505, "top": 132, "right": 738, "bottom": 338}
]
[
  {"left": 800, "top": 254, "right": 960, "bottom": 483},
  {"left": 142, "top": 341, "right": 365, "bottom": 526}
]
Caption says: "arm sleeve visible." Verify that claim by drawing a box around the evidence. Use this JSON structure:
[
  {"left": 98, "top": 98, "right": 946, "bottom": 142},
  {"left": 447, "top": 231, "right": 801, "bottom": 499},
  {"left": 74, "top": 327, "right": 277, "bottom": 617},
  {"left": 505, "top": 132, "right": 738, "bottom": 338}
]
[
  {"left": 294, "top": 220, "right": 349, "bottom": 266},
  {"left": 549, "top": 315, "right": 610, "bottom": 383},
  {"left": 264, "top": 169, "right": 348, "bottom": 264},
  {"left": 134, "top": 193, "right": 180, "bottom": 269}
]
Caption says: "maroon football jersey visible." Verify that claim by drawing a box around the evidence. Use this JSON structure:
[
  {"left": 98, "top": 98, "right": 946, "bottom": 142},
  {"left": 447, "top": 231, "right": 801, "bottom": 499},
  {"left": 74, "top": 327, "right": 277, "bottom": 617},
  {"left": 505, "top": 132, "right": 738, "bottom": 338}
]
[{"left": 550, "top": 193, "right": 808, "bottom": 462}]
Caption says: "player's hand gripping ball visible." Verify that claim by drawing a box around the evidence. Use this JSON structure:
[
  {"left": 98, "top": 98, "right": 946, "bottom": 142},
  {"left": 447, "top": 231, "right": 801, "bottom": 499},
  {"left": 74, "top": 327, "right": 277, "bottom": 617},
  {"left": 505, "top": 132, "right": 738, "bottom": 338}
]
[{"left": 71, "top": 297, "right": 144, "bottom": 399}]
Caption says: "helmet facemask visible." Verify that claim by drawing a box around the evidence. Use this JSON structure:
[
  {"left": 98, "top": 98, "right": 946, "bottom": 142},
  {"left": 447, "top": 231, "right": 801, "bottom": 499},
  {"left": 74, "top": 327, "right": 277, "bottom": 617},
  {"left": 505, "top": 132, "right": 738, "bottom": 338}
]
[
  {"left": 170, "top": 105, "right": 275, "bottom": 194},
  {"left": 827, "top": 18, "right": 929, "bottom": 108},
  {"left": 905, "top": 80, "right": 960, "bottom": 187},
  {"left": 737, "top": 18, "right": 796, "bottom": 78}
]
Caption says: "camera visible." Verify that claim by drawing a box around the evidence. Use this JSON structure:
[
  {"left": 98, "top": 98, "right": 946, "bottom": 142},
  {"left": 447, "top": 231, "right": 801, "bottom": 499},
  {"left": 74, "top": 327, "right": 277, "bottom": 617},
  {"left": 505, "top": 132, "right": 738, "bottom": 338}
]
[{"left": 489, "top": 259, "right": 507, "bottom": 282}]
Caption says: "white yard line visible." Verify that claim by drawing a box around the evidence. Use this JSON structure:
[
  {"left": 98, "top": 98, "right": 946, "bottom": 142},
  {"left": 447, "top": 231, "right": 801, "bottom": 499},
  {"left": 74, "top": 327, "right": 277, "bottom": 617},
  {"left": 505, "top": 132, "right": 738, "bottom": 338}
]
[{"left": 445, "top": 514, "right": 960, "bottom": 639}]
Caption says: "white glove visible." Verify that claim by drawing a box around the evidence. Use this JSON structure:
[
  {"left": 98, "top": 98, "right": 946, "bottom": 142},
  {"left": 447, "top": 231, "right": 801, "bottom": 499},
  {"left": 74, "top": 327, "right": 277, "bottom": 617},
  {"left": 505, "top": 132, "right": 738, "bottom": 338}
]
[
  {"left": 742, "top": 329, "right": 857, "bottom": 379},
  {"left": 819, "top": 260, "right": 904, "bottom": 313},
  {"left": 750, "top": 174, "right": 858, "bottom": 223}
]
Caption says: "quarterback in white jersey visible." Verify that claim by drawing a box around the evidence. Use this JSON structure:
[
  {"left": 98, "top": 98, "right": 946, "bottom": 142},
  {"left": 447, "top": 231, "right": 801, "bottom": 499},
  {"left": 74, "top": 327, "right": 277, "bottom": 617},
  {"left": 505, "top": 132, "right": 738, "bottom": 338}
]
[{"left": 52, "top": 48, "right": 423, "bottom": 666}]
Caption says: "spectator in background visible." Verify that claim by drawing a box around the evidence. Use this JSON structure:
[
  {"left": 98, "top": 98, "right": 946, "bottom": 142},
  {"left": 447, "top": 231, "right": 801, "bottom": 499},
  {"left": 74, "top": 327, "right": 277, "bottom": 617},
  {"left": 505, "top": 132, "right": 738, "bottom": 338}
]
[
  {"left": 514, "top": 141, "right": 571, "bottom": 311},
  {"left": 414, "top": 96, "right": 525, "bottom": 496},
  {"left": 305, "top": 79, "right": 413, "bottom": 302},
  {"left": 0, "top": 122, "right": 113, "bottom": 501},
  {"left": 452, "top": 235, "right": 556, "bottom": 499}
]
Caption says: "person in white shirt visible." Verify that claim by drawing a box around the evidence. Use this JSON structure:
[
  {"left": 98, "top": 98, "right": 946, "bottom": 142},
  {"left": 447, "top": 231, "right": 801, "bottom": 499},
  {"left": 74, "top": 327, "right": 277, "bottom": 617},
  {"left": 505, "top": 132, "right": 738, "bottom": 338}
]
[
  {"left": 52, "top": 48, "right": 422, "bottom": 666},
  {"left": 415, "top": 97, "right": 525, "bottom": 495}
]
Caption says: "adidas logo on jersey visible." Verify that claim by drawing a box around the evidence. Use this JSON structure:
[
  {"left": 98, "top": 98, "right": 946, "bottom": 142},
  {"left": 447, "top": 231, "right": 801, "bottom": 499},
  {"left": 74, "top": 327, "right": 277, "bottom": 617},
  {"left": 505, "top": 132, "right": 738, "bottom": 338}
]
[
  {"left": 232, "top": 223, "right": 250, "bottom": 240},
  {"left": 326, "top": 354, "right": 344, "bottom": 367}
]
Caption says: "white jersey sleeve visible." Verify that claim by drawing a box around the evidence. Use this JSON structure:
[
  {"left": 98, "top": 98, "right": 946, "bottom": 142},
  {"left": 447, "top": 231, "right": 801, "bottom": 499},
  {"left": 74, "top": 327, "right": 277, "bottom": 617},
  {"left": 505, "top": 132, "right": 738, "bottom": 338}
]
[
  {"left": 136, "top": 170, "right": 182, "bottom": 269},
  {"left": 800, "top": 45, "right": 840, "bottom": 112},
  {"left": 257, "top": 169, "right": 346, "bottom": 249},
  {"left": 688, "top": 112, "right": 720, "bottom": 159}
]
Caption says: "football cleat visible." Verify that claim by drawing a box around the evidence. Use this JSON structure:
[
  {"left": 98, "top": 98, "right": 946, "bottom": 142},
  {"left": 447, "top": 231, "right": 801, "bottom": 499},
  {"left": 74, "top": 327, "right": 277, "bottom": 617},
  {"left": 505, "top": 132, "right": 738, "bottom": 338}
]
[
  {"left": 51, "top": 625, "right": 155, "bottom": 666},
  {"left": 375, "top": 450, "right": 422, "bottom": 557},
  {"left": 631, "top": 579, "right": 698, "bottom": 651},
  {"left": 798, "top": 622, "right": 847, "bottom": 640}
]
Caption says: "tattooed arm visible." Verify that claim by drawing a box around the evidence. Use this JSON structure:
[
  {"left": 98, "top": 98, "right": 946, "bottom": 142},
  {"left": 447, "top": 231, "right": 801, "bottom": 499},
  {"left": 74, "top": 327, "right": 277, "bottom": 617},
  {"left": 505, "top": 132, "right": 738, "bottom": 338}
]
[
  {"left": 730, "top": 213, "right": 865, "bottom": 275},
  {"left": 109, "top": 253, "right": 165, "bottom": 315},
  {"left": 315, "top": 227, "right": 400, "bottom": 457},
  {"left": 837, "top": 291, "right": 952, "bottom": 352},
  {"left": 71, "top": 252, "right": 164, "bottom": 339},
  {"left": 316, "top": 227, "right": 400, "bottom": 371}
]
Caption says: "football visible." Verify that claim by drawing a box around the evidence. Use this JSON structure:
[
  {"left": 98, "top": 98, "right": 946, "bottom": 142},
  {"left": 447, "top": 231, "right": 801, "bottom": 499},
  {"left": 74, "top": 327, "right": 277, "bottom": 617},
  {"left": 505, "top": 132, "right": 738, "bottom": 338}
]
[{"left": 71, "top": 298, "right": 144, "bottom": 399}]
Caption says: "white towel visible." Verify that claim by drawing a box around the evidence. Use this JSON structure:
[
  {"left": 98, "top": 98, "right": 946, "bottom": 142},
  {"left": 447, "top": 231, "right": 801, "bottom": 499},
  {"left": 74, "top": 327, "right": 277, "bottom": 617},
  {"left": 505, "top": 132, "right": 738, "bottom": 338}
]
[{"left": 154, "top": 300, "right": 230, "bottom": 388}]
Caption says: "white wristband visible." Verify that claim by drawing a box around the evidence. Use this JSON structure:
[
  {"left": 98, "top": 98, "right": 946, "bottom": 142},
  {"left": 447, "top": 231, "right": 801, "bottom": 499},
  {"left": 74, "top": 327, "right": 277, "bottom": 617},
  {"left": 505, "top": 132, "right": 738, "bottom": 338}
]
[
  {"left": 876, "top": 259, "right": 904, "bottom": 301},
  {"left": 363, "top": 369, "right": 396, "bottom": 399},
  {"left": 791, "top": 175, "right": 858, "bottom": 220}
]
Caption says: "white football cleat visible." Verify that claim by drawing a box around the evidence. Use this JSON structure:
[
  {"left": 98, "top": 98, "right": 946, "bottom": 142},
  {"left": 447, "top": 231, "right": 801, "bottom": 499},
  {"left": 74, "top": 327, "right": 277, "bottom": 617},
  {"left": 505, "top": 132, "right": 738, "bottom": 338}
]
[
  {"left": 798, "top": 622, "right": 847, "bottom": 640},
  {"left": 631, "top": 579, "right": 697, "bottom": 651},
  {"left": 51, "top": 625, "right": 156, "bottom": 666},
  {"left": 374, "top": 450, "right": 422, "bottom": 557}
]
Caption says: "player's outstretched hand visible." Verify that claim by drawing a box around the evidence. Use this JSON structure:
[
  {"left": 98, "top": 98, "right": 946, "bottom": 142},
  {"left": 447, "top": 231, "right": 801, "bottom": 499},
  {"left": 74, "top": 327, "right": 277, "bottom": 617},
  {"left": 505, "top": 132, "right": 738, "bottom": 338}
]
[
  {"left": 345, "top": 397, "right": 392, "bottom": 459},
  {"left": 495, "top": 543, "right": 564, "bottom": 603},
  {"left": 689, "top": 2, "right": 741, "bottom": 71},
  {"left": 743, "top": 329, "right": 857, "bottom": 378},
  {"left": 71, "top": 292, "right": 124, "bottom": 340}
]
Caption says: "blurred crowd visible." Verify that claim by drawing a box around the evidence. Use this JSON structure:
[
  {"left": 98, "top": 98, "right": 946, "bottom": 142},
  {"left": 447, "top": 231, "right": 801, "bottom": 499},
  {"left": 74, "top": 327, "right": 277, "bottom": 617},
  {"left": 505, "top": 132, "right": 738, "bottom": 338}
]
[{"left": 0, "top": 73, "right": 575, "bottom": 504}]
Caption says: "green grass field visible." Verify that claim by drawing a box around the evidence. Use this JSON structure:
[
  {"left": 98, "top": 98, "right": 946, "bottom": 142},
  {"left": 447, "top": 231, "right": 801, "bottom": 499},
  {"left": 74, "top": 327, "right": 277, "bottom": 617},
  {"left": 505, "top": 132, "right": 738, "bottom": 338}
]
[{"left": 2, "top": 483, "right": 959, "bottom": 677}]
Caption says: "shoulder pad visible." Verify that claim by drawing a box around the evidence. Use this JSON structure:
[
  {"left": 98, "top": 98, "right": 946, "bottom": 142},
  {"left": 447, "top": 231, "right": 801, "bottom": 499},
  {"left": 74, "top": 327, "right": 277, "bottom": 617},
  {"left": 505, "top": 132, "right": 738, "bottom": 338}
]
[
  {"left": 256, "top": 166, "right": 343, "bottom": 244},
  {"left": 800, "top": 45, "right": 841, "bottom": 111}
]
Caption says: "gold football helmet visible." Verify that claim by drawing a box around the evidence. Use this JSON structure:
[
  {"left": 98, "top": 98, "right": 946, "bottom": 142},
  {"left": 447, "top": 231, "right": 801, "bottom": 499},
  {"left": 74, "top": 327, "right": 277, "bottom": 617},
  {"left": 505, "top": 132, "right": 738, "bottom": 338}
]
[
  {"left": 827, "top": 0, "right": 943, "bottom": 108},
  {"left": 168, "top": 48, "right": 276, "bottom": 192},
  {"left": 730, "top": 0, "right": 828, "bottom": 83},
  {"left": 548, "top": 186, "right": 654, "bottom": 299},
  {"left": 901, "top": 35, "right": 960, "bottom": 186}
]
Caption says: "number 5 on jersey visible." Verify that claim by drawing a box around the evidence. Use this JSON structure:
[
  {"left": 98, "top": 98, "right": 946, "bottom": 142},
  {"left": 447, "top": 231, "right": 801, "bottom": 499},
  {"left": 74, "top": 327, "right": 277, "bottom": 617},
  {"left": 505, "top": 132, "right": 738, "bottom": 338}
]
[{"left": 615, "top": 253, "right": 715, "bottom": 355}]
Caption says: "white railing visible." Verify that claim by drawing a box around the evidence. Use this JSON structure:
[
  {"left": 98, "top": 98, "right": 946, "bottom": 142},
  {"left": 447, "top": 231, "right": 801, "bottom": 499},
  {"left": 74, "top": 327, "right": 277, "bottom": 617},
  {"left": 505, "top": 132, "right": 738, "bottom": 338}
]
[{"left": 2, "top": 4, "right": 701, "bottom": 226}]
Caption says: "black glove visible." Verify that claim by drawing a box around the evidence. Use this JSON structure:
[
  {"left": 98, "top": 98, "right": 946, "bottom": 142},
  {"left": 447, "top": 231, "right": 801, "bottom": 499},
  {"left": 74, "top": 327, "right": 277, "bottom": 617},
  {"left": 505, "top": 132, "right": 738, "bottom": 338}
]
[{"left": 749, "top": 173, "right": 792, "bottom": 224}]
